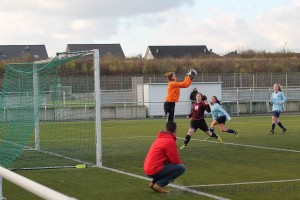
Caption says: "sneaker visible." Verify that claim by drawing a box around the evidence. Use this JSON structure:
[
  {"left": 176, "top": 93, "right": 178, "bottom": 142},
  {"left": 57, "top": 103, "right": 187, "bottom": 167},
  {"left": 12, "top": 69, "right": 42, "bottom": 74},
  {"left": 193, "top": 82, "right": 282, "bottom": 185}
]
[
  {"left": 179, "top": 144, "right": 188, "bottom": 150},
  {"left": 153, "top": 184, "right": 170, "bottom": 193},
  {"left": 268, "top": 130, "right": 274, "bottom": 135},
  {"left": 282, "top": 128, "right": 287, "bottom": 134},
  {"left": 235, "top": 130, "right": 239, "bottom": 138},
  {"left": 216, "top": 135, "right": 222, "bottom": 143}
]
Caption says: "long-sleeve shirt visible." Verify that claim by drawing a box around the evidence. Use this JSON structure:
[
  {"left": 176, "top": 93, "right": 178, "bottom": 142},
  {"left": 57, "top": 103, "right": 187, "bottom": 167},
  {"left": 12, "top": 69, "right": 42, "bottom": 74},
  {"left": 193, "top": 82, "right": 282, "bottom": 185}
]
[
  {"left": 188, "top": 102, "right": 211, "bottom": 120},
  {"left": 165, "top": 76, "right": 192, "bottom": 102},
  {"left": 209, "top": 103, "right": 231, "bottom": 121},
  {"left": 270, "top": 91, "right": 287, "bottom": 112},
  {"left": 144, "top": 130, "right": 183, "bottom": 175}
]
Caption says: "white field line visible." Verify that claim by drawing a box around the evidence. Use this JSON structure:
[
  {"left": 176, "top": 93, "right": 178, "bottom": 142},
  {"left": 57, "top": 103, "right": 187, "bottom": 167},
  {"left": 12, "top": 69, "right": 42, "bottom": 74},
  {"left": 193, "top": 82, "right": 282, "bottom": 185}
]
[
  {"left": 37, "top": 136, "right": 154, "bottom": 142},
  {"left": 100, "top": 166, "right": 230, "bottom": 200},
  {"left": 185, "top": 179, "right": 300, "bottom": 188},
  {"left": 87, "top": 135, "right": 300, "bottom": 154},
  {"left": 102, "top": 136, "right": 155, "bottom": 140},
  {"left": 177, "top": 137, "right": 300, "bottom": 153}
]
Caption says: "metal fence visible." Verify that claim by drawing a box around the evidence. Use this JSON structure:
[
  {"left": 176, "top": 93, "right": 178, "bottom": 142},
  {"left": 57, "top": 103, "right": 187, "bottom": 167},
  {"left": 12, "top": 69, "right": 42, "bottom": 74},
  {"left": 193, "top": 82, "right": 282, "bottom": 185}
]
[
  {"left": 55, "top": 72, "right": 300, "bottom": 92},
  {"left": 54, "top": 73, "right": 300, "bottom": 102},
  {"left": 2, "top": 73, "right": 299, "bottom": 119},
  {"left": 2, "top": 73, "right": 300, "bottom": 114}
]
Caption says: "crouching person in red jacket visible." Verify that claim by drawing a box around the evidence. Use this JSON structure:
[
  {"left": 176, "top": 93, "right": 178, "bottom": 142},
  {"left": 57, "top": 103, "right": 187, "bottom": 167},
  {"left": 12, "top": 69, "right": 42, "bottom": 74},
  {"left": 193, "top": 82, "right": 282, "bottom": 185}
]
[{"left": 144, "top": 121, "right": 185, "bottom": 193}]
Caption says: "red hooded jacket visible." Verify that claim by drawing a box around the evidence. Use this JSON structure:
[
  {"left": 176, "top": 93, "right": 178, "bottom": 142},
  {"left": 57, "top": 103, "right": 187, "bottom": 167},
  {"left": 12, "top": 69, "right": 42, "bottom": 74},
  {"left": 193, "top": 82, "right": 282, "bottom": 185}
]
[{"left": 144, "top": 130, "right": 183, "bottom": 176}]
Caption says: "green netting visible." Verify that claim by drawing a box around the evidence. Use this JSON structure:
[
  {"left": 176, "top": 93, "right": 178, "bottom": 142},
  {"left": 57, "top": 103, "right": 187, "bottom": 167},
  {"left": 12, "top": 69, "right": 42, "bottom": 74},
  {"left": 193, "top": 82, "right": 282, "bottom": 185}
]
[{"left": 0, "top": 51, "right": 96, "bottom": 168}]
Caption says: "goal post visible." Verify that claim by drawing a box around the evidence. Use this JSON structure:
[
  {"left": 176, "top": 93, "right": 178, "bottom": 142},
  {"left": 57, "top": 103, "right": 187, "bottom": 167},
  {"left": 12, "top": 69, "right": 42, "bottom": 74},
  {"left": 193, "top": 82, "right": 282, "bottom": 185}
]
[
  {"left": 93, "top": 49, "right": 102, "bottom": 167},
  {"left": 0, "top": 50, "right": 102, "bottom": 169}
]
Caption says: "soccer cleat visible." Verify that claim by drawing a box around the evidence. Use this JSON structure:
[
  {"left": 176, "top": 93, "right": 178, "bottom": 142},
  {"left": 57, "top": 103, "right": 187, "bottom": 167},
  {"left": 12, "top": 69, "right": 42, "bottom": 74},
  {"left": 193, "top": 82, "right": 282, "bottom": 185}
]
[
  {"left": 153, "top": 184, "right": 170, "bottom": 193},
  {"left": 282, "top": 128, "right": 287, "bottom": 134},
  {"left": 216, "top": 135, "right": 222, "bottom": 143},
  {"left": 235, "top": 130, "right": 239, "bottom": 138},
  {"left": 268, "top": 130, "right": 274, "bottom": 135},
  {"left": 179, "top": 144, "right": 188, "bottom": 150}
]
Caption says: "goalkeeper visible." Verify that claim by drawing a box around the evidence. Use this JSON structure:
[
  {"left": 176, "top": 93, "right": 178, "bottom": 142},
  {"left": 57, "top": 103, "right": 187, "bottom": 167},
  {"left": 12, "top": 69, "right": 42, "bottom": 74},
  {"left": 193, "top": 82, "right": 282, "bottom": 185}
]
[{"left": 164, "top": 69, "right": 196, "bottom": 122}]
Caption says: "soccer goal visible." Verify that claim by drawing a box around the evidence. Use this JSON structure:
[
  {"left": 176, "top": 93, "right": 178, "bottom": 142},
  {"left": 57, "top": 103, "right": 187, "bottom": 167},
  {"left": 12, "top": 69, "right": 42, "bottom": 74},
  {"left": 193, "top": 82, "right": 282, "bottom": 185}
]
[{"left": 0, "top": 50, "right": 102, "bottom": 170}]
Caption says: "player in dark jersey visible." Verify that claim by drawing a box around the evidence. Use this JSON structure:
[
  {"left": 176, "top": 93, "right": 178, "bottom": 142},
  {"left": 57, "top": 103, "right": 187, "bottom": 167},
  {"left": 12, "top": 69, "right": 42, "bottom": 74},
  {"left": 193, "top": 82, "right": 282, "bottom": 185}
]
[{"left": 180, "top": 93, "right": 222, "bottom": 150}]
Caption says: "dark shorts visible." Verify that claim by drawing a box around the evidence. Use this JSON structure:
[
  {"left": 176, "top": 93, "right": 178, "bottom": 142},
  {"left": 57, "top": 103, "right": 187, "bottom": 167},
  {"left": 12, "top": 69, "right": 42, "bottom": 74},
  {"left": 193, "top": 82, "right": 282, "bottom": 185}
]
[
  {"left": 215, "top": 115, "right": 227, "bottom": 124},
  {"left": 272, "top": 110, "right": 281, "bottom": 118},
  {"left": 190, "top": 119, "right": 209, "bottom": 132}
]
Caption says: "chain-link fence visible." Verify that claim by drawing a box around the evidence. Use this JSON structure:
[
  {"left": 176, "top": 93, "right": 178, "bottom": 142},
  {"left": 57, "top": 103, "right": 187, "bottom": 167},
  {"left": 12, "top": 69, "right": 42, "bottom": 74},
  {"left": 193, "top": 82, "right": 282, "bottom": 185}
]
[
  {"left": 2, "top": 73, "right": 299, "bottom": 118},
  {"left": 55, "top": 72, "right": 300, "bottom": 101}
]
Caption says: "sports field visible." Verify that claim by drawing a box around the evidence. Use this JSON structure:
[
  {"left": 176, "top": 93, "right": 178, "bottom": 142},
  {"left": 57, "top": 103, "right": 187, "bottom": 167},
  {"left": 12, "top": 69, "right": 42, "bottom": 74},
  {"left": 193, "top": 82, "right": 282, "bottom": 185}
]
[{"left": 4, "top": 115, "right": 300, "bottom": 200}]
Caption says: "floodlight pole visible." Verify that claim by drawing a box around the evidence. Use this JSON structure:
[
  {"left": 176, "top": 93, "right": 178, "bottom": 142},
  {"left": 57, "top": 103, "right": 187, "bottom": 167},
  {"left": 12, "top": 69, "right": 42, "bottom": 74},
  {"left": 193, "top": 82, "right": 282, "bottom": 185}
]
[{"left": 93, "top": 49, "right": 102, "bottom": 167}]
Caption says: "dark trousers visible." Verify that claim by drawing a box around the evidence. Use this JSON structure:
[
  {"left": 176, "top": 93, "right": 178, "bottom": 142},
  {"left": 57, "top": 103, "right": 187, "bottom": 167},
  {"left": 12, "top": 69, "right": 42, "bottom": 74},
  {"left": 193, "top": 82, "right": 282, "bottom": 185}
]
[
  {"left": 164, "top": 102, "right": 175, "bottom": 122},
  {"left": 148, "top": 163, "right": 185, "bottom": 187}
]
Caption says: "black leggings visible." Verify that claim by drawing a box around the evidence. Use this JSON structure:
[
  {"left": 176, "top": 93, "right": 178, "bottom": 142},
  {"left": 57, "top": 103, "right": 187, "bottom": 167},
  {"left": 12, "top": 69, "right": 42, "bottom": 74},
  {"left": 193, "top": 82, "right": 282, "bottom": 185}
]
[{"left": 164, "top": 102, "right": 175, "bottom": 122}]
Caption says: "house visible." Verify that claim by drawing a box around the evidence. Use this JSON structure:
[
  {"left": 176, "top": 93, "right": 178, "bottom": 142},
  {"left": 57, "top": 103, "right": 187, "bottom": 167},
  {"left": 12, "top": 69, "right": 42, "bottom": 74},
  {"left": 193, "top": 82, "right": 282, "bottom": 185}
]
[
  {"left": 66, "top": 44, "right": 125, "bottom": 58},
  {"left": 144, "top": 45, "right": 217, "bottom": 60},
  {"left": 223, "top": 50, "right": 239, "bottom": 57},
  {"left": 0, "top": 45, "right": 48, "bottom": 60}
]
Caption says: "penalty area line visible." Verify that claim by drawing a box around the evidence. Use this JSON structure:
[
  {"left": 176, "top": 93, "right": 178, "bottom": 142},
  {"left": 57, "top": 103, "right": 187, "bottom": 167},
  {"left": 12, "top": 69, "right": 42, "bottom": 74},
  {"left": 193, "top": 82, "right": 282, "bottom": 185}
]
[
  {"left": 185, "top": 178, "right": 300, "bottom": 188},
  {"left": 100, "top": 166, "right": 230, "bottom": 200}
]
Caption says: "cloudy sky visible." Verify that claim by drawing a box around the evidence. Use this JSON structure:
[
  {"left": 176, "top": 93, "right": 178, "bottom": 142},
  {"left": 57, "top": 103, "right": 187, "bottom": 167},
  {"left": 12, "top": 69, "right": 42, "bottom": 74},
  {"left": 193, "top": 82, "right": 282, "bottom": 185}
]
[{"left": 0, "top": 0, "right": 299, "bottom": 57}]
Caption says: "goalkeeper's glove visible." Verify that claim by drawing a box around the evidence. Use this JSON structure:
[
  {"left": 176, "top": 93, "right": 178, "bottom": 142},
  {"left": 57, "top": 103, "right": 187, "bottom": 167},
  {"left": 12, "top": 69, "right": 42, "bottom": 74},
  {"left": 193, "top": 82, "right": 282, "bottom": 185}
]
[{"left": 189, "top": 69, "right": 197, "bottom": 80}]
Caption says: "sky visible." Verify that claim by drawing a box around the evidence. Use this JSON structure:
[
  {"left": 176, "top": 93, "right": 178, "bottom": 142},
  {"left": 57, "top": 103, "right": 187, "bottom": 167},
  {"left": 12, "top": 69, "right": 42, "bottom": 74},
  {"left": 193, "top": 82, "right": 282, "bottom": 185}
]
[{"left": 0, "top": 0, "right": 299, "bottom": 57}]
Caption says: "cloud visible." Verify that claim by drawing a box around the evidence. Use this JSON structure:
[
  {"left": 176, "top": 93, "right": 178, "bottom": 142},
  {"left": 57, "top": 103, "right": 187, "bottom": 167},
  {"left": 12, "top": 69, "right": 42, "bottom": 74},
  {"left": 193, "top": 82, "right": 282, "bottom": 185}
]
[
  {"left": 0, "top": 0, "right": 195, "bottom": 56},
  {"left": 253, "top": 0, "right": 300, "bottom": 52},
  {"left": 0, "top": 0, "right": 299, "bottom": 57},
  {"left": 0, "top": 0, "right": 195, "bottom": 19},
  {"left": 124, "top": 0, "right": 300, "bottom": 55}
]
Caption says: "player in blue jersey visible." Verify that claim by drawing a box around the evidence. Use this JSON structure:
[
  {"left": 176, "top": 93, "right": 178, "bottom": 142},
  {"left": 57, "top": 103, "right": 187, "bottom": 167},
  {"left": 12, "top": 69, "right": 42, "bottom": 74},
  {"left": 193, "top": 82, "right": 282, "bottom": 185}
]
[
  {"left": 269, "top": 83, "right": 287, "bottom": 134},
  {"left": 209, "top": 96, "right": 239, "bottom": 137}
]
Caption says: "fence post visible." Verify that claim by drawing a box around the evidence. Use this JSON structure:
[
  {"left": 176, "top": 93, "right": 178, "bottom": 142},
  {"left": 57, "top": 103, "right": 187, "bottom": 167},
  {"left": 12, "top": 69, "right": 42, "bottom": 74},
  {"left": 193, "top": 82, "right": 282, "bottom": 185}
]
[
  {"left": 233, "top": 73, "right": 235, "bottom": 88},
  {"left": 240, "top": 73, "right": 242, "bottom": 88},
  {"left": 286, "top": 72, "right": 288, "bottom": 98},
  {"left": 44, "top": 104, "right": 47, "bottom": 122},
  {"left": 252, "top": 74, "right": 255, "bottom": 100}
]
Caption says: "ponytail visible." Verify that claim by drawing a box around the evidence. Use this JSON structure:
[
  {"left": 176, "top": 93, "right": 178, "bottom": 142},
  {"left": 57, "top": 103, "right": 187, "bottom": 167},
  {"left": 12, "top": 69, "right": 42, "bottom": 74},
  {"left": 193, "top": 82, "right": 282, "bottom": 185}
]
[
  {"left": 164, "top": 72, "right": 174, "bottom": 81},
  {"left": 274, "top": 83, "right": 283, "bottom": 91},
  {"left": 212, "top": 96, "right": 222, "bottom": 105}
]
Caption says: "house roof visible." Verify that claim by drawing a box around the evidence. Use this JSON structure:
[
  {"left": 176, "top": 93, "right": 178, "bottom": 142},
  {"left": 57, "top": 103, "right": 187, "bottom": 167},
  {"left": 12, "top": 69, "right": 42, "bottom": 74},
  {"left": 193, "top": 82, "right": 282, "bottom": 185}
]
[
  {"left": 66, "top": 44, "right": 125, "bottom": 58},
  {"left": 0, "top": 45, "right": 48, "bottom": 60},
  {"left": 223, "top": 50, "right": 239, "bottom": 57},
  {"left": 146, "top": 45, "right": 213, "bottom": 59}
]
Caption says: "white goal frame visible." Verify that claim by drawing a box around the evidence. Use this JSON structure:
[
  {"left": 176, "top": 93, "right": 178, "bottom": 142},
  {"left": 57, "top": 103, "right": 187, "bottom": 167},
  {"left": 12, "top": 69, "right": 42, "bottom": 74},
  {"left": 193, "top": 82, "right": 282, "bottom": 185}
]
[{"left": 0, "top": 49, "right": 102, "bottom": 199}]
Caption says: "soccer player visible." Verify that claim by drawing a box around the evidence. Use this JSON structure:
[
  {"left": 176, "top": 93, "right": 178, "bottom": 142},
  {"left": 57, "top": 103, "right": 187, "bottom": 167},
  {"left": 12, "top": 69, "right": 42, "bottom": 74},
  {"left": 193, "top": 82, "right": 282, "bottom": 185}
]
[
  {"left": 209, "top": 96, "right": 239, "bottom": 137},
  {"left": 164, "top": 70, "right": 196, "bottom": 122},
  {"left": 269, "top": 83, "right": 287, "bottom": 134},
  {"left": 180, "top": 93, "right": 222, "bottom": 149},
  {"left": 144, "top": 121, "right": 185, "bottom": 193}
]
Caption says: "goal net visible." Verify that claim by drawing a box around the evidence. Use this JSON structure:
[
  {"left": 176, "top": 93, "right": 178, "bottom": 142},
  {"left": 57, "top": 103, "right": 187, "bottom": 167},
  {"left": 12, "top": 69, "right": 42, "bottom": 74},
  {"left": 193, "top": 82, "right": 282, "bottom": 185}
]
[{"left": 0, "top": 50, "right": 101, "bottom": 169}]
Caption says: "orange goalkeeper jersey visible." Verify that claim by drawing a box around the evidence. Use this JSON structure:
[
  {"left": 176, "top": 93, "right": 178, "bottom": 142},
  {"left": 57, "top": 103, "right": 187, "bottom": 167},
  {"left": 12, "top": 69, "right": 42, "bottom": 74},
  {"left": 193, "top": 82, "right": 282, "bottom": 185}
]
[{"left": 165, "top": 76, "right": 192, "bottom": 102}]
